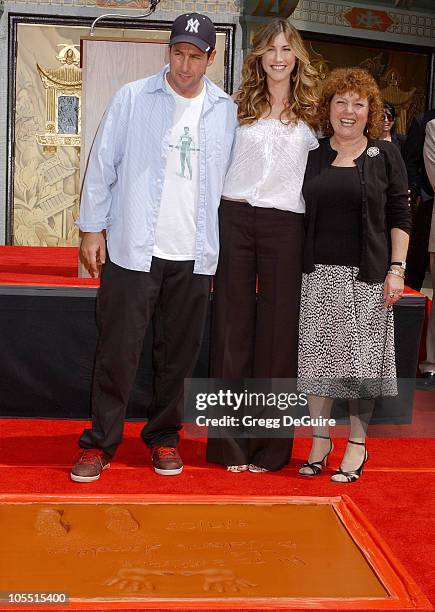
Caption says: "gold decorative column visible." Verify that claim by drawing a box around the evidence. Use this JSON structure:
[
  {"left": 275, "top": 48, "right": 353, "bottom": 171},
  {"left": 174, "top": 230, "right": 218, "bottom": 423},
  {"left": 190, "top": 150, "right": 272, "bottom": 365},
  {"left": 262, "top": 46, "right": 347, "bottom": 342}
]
[{"left": 36, "top": 45, "right": 82, "bottom": 154}]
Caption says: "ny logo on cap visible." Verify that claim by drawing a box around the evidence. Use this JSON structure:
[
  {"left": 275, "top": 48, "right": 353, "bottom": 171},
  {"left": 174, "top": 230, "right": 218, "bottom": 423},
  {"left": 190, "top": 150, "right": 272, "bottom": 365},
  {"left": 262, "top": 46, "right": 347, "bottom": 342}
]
[{"left": 185, "top": 18, "right": 200, "bottom": 33}]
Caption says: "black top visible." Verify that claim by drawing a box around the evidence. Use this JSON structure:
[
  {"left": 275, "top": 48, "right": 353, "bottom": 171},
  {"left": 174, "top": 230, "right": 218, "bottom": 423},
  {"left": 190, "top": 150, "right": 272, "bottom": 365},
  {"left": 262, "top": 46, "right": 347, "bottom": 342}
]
[
  {"left": 310, "top": 165, "right": 362, "bottom": 266},
  {"left": 404, "top": 108, "right": 435, "bottom": 200},
  {"left": 390, "top": 134, "right": 406, "bottom": 158},
  {"left": 302, "top": 138, "right": 412, "bottom": 284}
]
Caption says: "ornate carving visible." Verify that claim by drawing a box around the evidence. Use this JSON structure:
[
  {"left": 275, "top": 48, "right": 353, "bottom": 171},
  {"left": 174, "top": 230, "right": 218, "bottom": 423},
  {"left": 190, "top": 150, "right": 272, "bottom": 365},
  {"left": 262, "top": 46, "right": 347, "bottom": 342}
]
[
  {"left": 14, "top": 148, "right": 80, "bottom": 246},
  {"left": 379, "top": 68, "right": 416, "bottom": 134},
  {"left": 245, "top": 0, "right": 299, "bottom": 18},
  {"left": 36, "top": 45, "right": 82, "bottom": 155},
  {"left": 343, "top": 8, "right": 394, "bottom": 32},
  {"left": 307, "top": 44, "right": 331, "bottom": 82}
]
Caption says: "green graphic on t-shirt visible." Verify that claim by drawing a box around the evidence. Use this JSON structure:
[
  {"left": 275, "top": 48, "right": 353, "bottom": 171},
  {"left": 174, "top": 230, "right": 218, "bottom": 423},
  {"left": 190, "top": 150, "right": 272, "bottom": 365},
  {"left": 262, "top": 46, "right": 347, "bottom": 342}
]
[{"left": 170, "top": 127, "right": 199, "bottom": 180}]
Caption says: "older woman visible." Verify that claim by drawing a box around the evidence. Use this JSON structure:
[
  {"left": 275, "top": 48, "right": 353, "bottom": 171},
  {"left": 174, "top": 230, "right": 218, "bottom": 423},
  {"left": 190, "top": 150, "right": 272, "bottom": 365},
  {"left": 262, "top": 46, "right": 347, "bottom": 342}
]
[
  {"left": 298, "top": 68, "right": 411, "bottom": 482},
  {"left": 206, "top": 19, "right": 319, "bottom": 473}
]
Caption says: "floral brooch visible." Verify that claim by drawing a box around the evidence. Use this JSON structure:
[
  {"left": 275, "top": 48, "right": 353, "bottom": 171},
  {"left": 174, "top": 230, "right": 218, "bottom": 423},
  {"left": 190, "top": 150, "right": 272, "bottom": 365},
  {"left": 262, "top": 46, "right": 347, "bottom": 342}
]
[{"left": 367, "top": 146, "right": 380, "bottom": 157}]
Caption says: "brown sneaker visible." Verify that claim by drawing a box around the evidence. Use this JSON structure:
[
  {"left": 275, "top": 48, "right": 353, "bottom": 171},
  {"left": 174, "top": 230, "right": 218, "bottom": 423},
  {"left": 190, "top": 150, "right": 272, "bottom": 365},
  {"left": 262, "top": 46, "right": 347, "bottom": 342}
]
[
  {"left": 70, "top": 449, "right": 110, "bottom": 482},
  {"left": 151, "top": 446, "right": 183, "bottom": 476}
]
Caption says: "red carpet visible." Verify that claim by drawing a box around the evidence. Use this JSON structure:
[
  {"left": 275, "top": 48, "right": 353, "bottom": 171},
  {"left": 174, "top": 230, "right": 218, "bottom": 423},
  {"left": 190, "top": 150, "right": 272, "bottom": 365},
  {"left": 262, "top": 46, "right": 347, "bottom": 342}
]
[
  {"left": 0, "top": 246, "right": 98, "bottom": 287},
  {"left": 0, "top": 416, "right": 434, "bottom": 612}
]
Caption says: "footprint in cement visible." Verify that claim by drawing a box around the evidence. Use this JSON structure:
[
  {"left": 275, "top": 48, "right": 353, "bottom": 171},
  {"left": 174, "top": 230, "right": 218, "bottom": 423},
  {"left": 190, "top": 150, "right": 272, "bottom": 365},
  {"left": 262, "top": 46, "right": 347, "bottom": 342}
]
[
  {"left": 105, "top": 506, "right": 139, "bottom": 534},
  {"left": 35, "top": 507, "right": 70, "bottom": 537}
]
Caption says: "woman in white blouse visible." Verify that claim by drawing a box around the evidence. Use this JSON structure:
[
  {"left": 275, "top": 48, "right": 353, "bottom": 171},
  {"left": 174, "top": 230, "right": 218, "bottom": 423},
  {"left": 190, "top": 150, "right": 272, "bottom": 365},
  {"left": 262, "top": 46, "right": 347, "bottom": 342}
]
[{"left": 206, "top": 19, "right": 319, "bottom": 472}]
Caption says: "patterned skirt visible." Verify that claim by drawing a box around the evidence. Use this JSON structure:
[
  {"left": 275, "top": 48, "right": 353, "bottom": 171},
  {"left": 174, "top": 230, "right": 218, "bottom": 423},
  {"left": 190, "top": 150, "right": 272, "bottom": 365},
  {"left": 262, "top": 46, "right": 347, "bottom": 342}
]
[{"left": 298, "top": 265, "right": 397, "bottom": 399}]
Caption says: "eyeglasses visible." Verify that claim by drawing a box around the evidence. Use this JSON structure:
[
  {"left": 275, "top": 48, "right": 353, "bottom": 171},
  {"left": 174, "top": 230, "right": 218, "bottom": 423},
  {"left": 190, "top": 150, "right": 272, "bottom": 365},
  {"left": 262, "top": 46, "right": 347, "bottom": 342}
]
[{"left": 383, "top": 112, "right": 394, "bottom": 121}]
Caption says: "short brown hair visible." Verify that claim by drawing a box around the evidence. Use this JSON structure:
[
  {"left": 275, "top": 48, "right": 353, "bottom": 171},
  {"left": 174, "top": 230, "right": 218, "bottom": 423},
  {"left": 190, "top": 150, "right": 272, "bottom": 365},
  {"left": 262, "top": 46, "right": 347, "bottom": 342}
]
[{"left": 318, "top": 67, "right": 383, "bottom": 138}]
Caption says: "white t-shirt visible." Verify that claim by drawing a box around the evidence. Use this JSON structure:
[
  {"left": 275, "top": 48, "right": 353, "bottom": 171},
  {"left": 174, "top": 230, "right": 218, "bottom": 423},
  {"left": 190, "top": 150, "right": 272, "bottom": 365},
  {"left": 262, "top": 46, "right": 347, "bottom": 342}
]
[
  {"left": 153, "top": 77, "right": 206, "bottom": 260},
  {"left": 222, "top": 119, "right": 319, "bottom": 213}
]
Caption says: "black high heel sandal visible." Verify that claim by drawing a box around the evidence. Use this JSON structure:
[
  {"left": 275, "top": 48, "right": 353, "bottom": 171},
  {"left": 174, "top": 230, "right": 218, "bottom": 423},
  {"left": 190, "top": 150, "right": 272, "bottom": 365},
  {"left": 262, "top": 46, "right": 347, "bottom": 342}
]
[
  {"left": 331, "top": 440, "right": 369, "bottom": 483},
  {"left": 299, "top": 434, "right": 334, "bottom": 476}
]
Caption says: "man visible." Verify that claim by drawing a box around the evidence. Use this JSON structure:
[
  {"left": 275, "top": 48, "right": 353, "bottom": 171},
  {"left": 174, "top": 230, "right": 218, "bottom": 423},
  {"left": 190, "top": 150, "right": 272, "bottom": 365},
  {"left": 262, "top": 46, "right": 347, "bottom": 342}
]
[
  {"left": 70, "top": 13, "right": 237, "bottom": 481},
  {"left": 418, "top": 119, "right": 435, "bottom": 389},
  {"left": 403, "top": 108, "right": 435, "bottom": 291}
]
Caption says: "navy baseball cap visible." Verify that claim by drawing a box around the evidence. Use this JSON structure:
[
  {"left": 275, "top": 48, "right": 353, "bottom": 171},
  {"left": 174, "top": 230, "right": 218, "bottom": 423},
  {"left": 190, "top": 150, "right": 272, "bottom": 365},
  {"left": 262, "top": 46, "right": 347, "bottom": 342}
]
[{"left": 170, "top": 13, "right": 216, "bottom": 53}]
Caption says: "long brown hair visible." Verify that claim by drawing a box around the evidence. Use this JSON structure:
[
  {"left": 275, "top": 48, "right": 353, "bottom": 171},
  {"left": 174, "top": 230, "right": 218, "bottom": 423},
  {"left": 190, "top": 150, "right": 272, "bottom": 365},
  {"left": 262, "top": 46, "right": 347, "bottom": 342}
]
[{"left": 236, "top": 19, "right": 319, "bottom": 128}]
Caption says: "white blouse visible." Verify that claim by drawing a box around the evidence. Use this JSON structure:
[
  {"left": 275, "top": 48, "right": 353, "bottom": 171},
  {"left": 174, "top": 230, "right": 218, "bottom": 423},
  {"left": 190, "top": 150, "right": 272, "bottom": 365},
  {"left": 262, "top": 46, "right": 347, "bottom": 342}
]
[{"left": 222, "top": 119, "right": 319, "bottom": 213}]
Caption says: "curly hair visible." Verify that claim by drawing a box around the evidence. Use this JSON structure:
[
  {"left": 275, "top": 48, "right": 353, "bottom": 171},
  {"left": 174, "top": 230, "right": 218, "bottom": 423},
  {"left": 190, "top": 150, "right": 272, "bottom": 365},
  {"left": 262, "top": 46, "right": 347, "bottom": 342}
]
[
  {"left": 236, "top": 19, "right": 319, "bottom": 128},
  {"left": 317, "top": 67, "right": 384, "bottom": 138}
]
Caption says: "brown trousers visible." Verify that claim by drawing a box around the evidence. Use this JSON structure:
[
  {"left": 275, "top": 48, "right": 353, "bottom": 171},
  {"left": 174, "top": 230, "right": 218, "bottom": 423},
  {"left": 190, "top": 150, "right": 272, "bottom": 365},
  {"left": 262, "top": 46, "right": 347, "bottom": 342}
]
[{"left": 206, "top": 200, "right": 304, "bottom": 470}]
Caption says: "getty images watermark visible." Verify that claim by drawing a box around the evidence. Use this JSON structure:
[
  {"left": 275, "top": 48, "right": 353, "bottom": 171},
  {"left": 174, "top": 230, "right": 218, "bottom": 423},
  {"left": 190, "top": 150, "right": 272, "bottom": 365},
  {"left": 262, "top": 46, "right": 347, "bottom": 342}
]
[
  {"left": 194, "top": 390, "right": 335, "bottom": 429},
  {"left": 182, "top": 377, "right": 435, "bottom": 439},
  {"left": 183, "top": 381, "right": 337, "bottom": 438}
]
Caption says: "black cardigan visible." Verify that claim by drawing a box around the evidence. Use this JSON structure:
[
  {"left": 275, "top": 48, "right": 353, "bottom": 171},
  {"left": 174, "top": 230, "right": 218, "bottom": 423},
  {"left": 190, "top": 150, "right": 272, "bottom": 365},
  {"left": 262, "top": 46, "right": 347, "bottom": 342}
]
[{"left": 302, "top": 138, "right": 412, "bottom": 284}]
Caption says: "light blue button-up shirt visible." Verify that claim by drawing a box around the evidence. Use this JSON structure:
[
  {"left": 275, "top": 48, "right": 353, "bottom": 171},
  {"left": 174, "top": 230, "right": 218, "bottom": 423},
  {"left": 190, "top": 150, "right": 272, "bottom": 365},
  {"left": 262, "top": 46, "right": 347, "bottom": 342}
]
[{"left": 77, "top": 65, "right": 237, "bottom": 275}]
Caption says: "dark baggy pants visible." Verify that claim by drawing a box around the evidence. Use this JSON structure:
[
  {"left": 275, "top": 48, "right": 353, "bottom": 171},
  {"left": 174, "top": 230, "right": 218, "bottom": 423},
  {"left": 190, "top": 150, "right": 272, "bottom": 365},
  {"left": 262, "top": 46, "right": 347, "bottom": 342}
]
[
  {"left": 405, "top": 196, "right": 433, "bottom": 291},
  {"left": 79, "top": 256, "right": 210, "bottom": 457},
  {"left": 206, "top": 200, "right": 304, "bottom": 471}
]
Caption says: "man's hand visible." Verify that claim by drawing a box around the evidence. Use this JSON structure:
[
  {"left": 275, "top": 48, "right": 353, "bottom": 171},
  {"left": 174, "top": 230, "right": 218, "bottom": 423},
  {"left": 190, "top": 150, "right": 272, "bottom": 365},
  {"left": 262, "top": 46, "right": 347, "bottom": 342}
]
[{"left": 80, "top": 232, "right": 106, "bottom": 277}]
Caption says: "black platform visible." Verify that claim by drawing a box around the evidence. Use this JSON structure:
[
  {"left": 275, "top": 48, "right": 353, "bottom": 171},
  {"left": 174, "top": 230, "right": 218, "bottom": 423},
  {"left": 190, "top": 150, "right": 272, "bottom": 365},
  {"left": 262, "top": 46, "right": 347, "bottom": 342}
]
[{"left": 0, "top": 286, "right": 425, "bottom": 422}]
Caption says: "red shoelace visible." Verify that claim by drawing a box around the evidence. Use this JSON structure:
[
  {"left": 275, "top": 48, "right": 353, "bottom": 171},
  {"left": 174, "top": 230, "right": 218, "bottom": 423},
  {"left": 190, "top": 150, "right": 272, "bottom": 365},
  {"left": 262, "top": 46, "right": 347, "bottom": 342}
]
[
  {"left": 78, "top": 449, "right": 106, "bottom": 465},
  {"left": 153, "top": 446, "right": 177, "bottom": 459}
]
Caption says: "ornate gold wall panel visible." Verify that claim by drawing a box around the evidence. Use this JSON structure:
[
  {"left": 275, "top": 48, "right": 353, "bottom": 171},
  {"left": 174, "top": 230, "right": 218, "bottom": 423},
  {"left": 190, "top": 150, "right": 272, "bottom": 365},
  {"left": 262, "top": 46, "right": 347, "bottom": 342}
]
[{"left": 14, "top": 24, "right": 87, "bottom": 247}]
